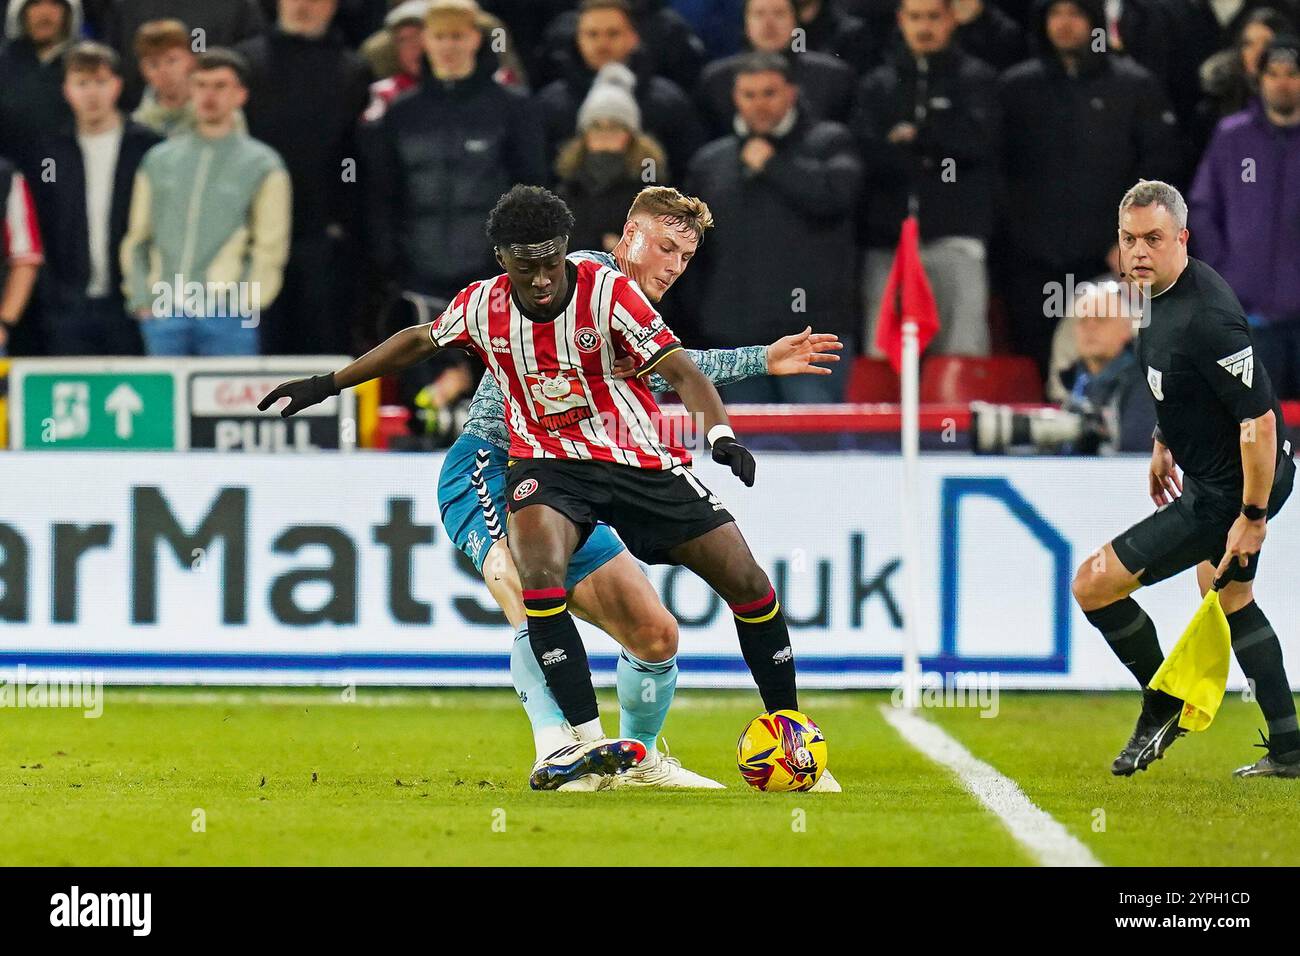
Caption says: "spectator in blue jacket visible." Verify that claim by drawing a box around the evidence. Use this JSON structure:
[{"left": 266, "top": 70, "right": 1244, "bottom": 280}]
[{"left": 1190, "top": 36, "right": 1300, "bottom": 398}]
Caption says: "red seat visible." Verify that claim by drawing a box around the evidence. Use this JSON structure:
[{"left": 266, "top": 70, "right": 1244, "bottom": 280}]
[
  {"left": 845, "top": 357, "right": 901, "bottom": 402},
  {"left": 919, "top": 355, "right": 1043, "bottom": 403},
  {"left": 374, "top": 405, "right": 411, "bottom": 450}
]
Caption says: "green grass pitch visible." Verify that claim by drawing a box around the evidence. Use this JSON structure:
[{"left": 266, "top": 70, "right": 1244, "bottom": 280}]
[{"left": 3, "top": 687, "right": 1298, "bottom": 866}]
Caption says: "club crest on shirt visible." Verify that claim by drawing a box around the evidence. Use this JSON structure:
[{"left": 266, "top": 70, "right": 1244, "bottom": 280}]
[
  {"left": 1217, "top": 346, "right": 1254, "bottom": 388},
  {"left": 1147, "top": 366, "right": 1164, "bottom": 401},
  {"left": 573, "top": 327, "right": 603, "bottom": 353},
  {"left": 525, "top": 369, "right": 592, "bottom": 431}
]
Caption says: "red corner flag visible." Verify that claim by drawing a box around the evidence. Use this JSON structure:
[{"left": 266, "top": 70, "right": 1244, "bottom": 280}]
[{"left": 874, "top": 216, "right": 939, "bottom": 374}]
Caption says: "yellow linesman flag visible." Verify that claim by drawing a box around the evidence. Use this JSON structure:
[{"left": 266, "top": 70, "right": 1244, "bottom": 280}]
[{"left": 1148, "top": 589, "right": 1232, "bottom": 731}]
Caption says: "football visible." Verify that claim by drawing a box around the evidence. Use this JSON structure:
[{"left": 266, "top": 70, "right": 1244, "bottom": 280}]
[{"left": 737, "top": 710, "right": 828, "bottom": 792}]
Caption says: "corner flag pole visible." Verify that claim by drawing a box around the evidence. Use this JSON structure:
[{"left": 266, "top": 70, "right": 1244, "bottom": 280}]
[{"left": 899, "top": 195, "right": 923, "bottom": 710}]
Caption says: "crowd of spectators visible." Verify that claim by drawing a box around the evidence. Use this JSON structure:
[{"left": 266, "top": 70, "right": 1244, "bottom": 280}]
[{"left": 1, "top": 0, "right": 1299, "bottom": 405}]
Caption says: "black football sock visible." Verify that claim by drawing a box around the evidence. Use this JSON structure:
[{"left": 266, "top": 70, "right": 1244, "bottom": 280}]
[
  {"left": 731, "top": 587, "right": 798, "bottom": 712},
  {"left": 1227, "top": 602, "right": 1300, "bottom": 760},
  {"left": 524, "top": 587, "right": 599, "bottom": 728},
  {"left": 1084, "top": 598, "right": 1179, "bottom": 714}
]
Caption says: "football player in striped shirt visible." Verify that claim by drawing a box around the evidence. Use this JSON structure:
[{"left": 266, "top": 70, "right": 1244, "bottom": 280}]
[
  {"left": 261, "top": 185, "right": 840, "bottom": 792},
  {"left": 419, "top": 187, "right": 840, "bottom": 790}
]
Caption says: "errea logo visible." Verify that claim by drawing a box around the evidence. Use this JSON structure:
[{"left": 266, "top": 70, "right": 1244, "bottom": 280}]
[
  {"left": 490, "top": 336, "right": 510, "bottom": 354},
  {"left": 1217, "top": 346, "right": 1254, "bottom": 388}
]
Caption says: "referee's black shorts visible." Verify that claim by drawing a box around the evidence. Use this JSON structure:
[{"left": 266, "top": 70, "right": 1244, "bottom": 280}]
[
  {"left": 1112, "top": 444, "right": 1296, "bottom": 586},
  {"left": 505, "top": 457, "right": 736, "bottom": 565}
]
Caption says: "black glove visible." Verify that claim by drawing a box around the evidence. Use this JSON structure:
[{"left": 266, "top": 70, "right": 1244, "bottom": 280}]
[
  {"left": 711, "top": 435, "right": 756, "bottom": 487},
  {"left": 257, "top": 373, "right": 339, "bottom": 418}
]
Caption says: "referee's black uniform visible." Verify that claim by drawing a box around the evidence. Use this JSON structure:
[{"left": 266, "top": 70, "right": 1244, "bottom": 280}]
[
  {"left": 1112, "top": 257, "right": 1295, "bottom": 584},
  {"left": 1086, "top": 256, "right": 1300, "bottom": 771}
]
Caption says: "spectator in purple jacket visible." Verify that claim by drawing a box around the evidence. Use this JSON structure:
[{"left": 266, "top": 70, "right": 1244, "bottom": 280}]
[{"left": 1189, "top": 36, "right": 1300, "bottom": 398}]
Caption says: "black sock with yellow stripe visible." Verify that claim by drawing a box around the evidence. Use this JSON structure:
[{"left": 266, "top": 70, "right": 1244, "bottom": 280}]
[
  {"left": 524, "top": 587, "right": 599, "bottom": 726},
  {"left": 732, "top": 587, "right": 798, "bottom": 712}
]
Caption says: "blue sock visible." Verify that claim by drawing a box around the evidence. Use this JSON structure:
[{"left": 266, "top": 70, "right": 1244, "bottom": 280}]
[
  {"left": 509, "top": 623, "right": 570, "bottom": 759},
  {"left": 617, "top": 650, "right": 678, "bottom": 751}
]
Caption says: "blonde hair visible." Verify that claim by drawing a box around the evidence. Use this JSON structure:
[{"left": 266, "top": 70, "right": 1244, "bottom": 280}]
[
  {"left": 425, "top": 0, "right": 481, "bottom": 28},
  {"left": 626, "top": 186, "right": 714, "bottom": 241}
]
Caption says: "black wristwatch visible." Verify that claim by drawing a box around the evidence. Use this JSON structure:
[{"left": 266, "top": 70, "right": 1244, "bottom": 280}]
[{"left": 1242, "top": 504, "right": 1268, "bottom": 522}]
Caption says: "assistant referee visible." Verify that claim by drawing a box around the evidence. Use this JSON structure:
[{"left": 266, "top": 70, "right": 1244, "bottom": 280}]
[{"left": 1071, "top": 180, "right": 1299, "bottom": 778}]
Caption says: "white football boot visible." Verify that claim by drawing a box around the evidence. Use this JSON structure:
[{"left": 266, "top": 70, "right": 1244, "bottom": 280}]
[
  {"left": 611, "top": 742, "right": 726, "bottom": 790},
  {"left": 807, "top": 769, "right": 842, "bottom": 793},
  {"left": 528, "top": 737, "right": 646, "bottom": 791}
]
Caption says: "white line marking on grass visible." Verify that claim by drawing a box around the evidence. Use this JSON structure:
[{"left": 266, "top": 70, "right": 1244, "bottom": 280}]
[{"left": 880, "top": 704, "right": 1103, "bottom": 868}]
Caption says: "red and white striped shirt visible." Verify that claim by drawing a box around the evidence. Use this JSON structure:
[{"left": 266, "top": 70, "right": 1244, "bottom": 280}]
[
  {"left": 3, "top": 170, "right": 43, "bottom": 266},
  {"left": 429, "top": 258, "right": 689, "bottom": 469}
]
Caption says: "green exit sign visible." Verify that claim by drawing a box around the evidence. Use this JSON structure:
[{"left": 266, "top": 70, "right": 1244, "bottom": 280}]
[{"left": 21, "top": 372, "right": 175, "bottom": 450}]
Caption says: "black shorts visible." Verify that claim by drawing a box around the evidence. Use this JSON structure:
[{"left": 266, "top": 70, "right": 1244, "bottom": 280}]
[
  {"left": 1112, "top": 446, "right": 1295, "bottom": 586},
  {"left": 505, "top": 458, "right": 735, "bottom": 565}
]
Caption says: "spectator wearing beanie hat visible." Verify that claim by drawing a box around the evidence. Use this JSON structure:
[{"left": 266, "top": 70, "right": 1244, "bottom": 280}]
[
  {"left": 533, "top": 0, "right": 704, "bottom": 180},
  {"left": 362, "top": 1, "right": 430, "bottom": 122},
  {"left": 556, "top": 62, "right": 668, "bottom": 253}
]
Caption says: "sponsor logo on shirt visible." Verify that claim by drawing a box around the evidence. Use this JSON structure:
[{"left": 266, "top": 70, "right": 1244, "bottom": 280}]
[
  {"left": 1147, "top": 366, "right": 1164, "bottom": 401},
  {"left": 627, "top": 319, "right": 669, "bottom": 354},
  {"left": 1217, "top": 346, "right": 1254, "bottom": 388},
  {"left": 525, "top": 369, "right": 592, "bottom": 431},
  {"left": 490, "top": 336, "right": 511, "bottom": 354}
]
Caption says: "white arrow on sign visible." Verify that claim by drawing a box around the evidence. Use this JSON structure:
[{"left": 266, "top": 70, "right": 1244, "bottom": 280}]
[{"left": 104, "top": 383, "right": 144, "bottom": 440}]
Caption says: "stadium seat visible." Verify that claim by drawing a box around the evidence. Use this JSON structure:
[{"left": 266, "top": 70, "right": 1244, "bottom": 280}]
[
  {"left": 919, "top": 355, "right": 1043, "bottom": 404},
  {"left": 374, "top": 405, "right": 411, "bottom": 450},
  {"left": 845, "top": 357, "right": 901, "bottom": 402}
]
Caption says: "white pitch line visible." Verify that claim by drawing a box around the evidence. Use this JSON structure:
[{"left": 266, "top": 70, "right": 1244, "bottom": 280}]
[{"left": 880, "top": 704, "right": 1103, "bottom": 868}]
